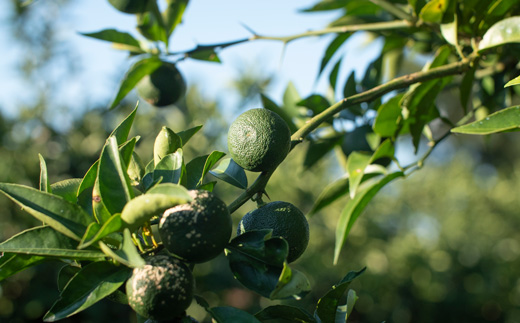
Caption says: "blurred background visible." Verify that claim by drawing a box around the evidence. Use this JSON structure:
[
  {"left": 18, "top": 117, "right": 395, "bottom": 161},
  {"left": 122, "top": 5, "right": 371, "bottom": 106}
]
[{"left": 1, "top": 1, "right": 520, "bottom": 323}]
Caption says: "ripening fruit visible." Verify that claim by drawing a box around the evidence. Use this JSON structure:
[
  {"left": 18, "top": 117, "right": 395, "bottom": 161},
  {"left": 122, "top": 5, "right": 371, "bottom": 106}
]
[
  {"left": 227, "top": 108, "right": 291, "bottom": 172},
  {"left": 137, "top": 62, "right": 186, "bottom": 107},
  {"left": 108, "top": 0, "right": 149, "bottom": 14},
  {"left": 126, "top": 255, "right": 194, "bottom": 320},
  {"left": 237, "top": 201, "right": 309, "bottom": 263},
  {"left": 159, "top": 190, "right": 232, "bottom": 263}
]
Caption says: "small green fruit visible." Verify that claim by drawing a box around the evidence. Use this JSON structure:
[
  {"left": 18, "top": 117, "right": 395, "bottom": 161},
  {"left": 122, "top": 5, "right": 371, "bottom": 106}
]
[
  {"left": 126, "top": 255, "right": 194, "bottom": 320},
  {"left": 227, "top": 108, "right": 291, "bottom": 172},
  {"left": 137, "top": 62, "right": 186, "bottom": 107}
]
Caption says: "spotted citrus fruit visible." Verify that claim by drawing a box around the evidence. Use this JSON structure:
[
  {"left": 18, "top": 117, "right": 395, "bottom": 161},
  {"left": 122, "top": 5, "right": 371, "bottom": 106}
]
[
  {"left": 159, "top": 190, "right": 232, "bottom": 263},
  {"left": 227, "top": 108, "right": 291, "bottom": 172},
  {"left": 126, "top": 255, "right": 193, "bottom": 320},
  {"left": 237, "top": 201, "right": 309, "bottom": 263},
  {"left": 137, "top": 62, "right": 186, "bottom": 107}
]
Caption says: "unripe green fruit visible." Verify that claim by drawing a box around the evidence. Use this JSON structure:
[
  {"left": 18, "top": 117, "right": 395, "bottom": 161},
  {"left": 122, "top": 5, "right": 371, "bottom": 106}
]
[
  {"left": 227, "top": 108, "right": 291, "bottom": 172},
  {"left": 159, "top": 190, "right": 232, "bottom": 263},
  {"left": 237, "top": 201, "right": 309, "bottom": 263},
  {"left": 126, "top": 255, "right": 194, "bottom": 320},
  {"left": 137, "top": 62, "right": 186, "bottom": 107},
  {"left": 154, "top": 126, "right": 182, "bottom": 166},
  {"left": 108, "top": 0, "right": 149, "bottom": 14}
]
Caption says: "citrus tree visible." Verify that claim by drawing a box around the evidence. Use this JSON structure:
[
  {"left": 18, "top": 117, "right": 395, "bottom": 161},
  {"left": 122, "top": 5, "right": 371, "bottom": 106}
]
[{"left": 2, "top": 0, "right": 520, "bottom": 322}]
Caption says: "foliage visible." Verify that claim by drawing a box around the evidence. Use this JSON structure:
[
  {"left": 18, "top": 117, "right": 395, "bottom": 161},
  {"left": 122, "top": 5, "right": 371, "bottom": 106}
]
[{"left": 2, "top": 0, "right": 520, "bottom": 322}]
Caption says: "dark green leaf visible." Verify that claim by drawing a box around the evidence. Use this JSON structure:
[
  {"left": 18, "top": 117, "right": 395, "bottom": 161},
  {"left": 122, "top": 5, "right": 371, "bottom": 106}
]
[
  {"left": 301, "top": 0, "right": 349, "bottom": 12},
  {"left": 43, "top": 261, "right": 131, "bottom": 322},
  {"left": 0, "top": 253, "right": 47, "bottom": 282},
  {"left": 0, "top": 183, "right": 91, "bottom": 240},
  {"left": 315, "top": 268, "right": 366, "bottom": 323},
  {"left": 334, "top": 172, "right": 403, "bottom": 264},
  {"left": 98, "top": 136, "right": 134, "bottom": 215},
  {"left": 318, "top": 33, "right": 350, "bottom": 77},
  {"left": 255, "top": 305, "right": 316, "bottom": 323},
  {"left": 39, "top": 154, "right": 51, "bottom": 193},
  {"left": 77, "top": 161, "right": 98, "bottom": 202},
  {"left": 109, "top": 57, "right": 162, "bottom": 110},
  {"left": 50, "top": 178, "right": 82, "bottom": 203},
  {"left": 178, "top": 125, "right": 203, "bottom": 146},
  {"left": 163, "top": 0, "right": 189, "bottom": 36},
  {"left": 479, "top": 16, "right": 520, "bottom": 51},
  {"left": 153, "top": 149, "right": 184, "bottom": 185},
  {"left": 110, "top": 103, "right": 139, "bottom": 144},
  {"left": 209, "top": 307, "right": 261, "bottom": 323},
  {"left": 460, "top": 68, "right": 475, "bottom": 113},
  {"left": 136, "top": 11, "right": 167, "bottom": 43},
  {"left": 185, "top": 151, "right": 226, "bottom": 189},
  {"left": 373, "top": 94, "right": 403, "bottom": 137},
  {"left": 78, "top": 214, "right": 123, "bottom": 249},
  {"left": 209, "top": 158, "right": 248, "bottom": 189},
  {"left": 99, "top": 229, "right": 145, "bottom": 268},
  {"left": 188, "top": 49, "right": 221, "bottom": 63},
  {"left": 329, "top": 59, "right": 342, "bottom": 92},
  {"left": 297, "top": 95, "right": 331, "bottom": 116},
  {"left": 451, "top": 106, "right": 520, "bottom": 134},
  {"left": 261, "top": 94, "right": 298, "bottom": 134},
  {"left": 197, "top": 181, "right": 216, "bottom": 192},
  {"left": 0, "top": 226, "right": 104, "bottom": 260},
  {"left": 57, "top": 265, "right": 81, "bottom": 292},
  {"left": 308, "top": 176, "right": 349, "bottom": 216},
  {"left": 303, "top": 136, "right": 341, "bottom": 170},
  {"left": 81, "top": 29, "right": 142, "bottom": 51}
]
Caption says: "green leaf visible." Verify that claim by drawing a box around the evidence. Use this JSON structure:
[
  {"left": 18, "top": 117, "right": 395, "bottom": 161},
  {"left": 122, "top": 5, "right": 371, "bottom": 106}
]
[
  {"left": 78, "top": 214, "right": 123, "bottom": 249},
  {"left": 109, "top": 57, "right": 162, "bottom": 110},
  {"left": 419, "top": 0, "right": 448, "bottom": 23},
  {"left": 369, "top": 139, "right": 395, "bottom": 164},
  {"left": 99, "top": 229, "right": 145, "bottom": 268},
  {"left": 318, "top": 33, "right": 350, "bottom": 76},
  {"left": 329, "top": 58, "right": 342, "bottom": 92},
  {"left": 0, "top": 253, "right": 47, "bottom": 282},
  {"left": 77, "top": 161, "right": 98, "bottom": 201},
  {"left": 39, "top": 154, "right": 51, "bottom": 193},
  {"left": 255, "top": 305, "right": 316, "bottom": 323},
  {"left": 146, "top": 183, "right": 192, "bottom": 199},
  {"left": 270, "top": 264, "right": 311, "bottom": 300},
  {"left": 297, "top": 95, "right": 331, "bottom": 116},
  {"left": 209, "top": 307, "right": 261, "bottom": 323},
  {"left": 57, "top": 265, "right": 81, "bottom": 292},
  {"left": 451, "top": 106, "right": 520, "bottom": 134},
  {"left": 43, "top": 261, "right": 131, "bottom": 322},
  {"left": 460, "top": 68, "right": 475, "bottom": 112},
  {"left": 209, "top": 158, "right": 248, "bottom": 189},
  {"left": 178, "top": 125, "right": 203, "bottom": 146},
  {"left": 346, "top": 152, "right": 372, "bottom": 199},
  {"left": 440, "top": 13, "right": 458, "bottom": 45},
  {"left": 98, "top": 136, "right": 134, "bottom": 215},
  {"left": 153, "top": 149, "right": 184, "bottom": 185},
  {"left": 308, "top": 176, "right": 349, "bottom": 217},
  {"left": 0, "top": 226, "right": 104, "bottom": 260},
  {"left": 301, "top": 0, "right": 349, "bottom": 12},
  {"left": 315, "top": 268, "right": 366, "bottom": 323},
  {"left": 153, "top": 126, "right": 182, "bottom": 166},
  {"left": 373, "top": 94, "right": 403, "bottom": 137},
  {"left": 110, "top": 103, "right": 139, "bottom": 144},
  {"left": 334, "top": 172, "right": 404, "bottom": 264},
  {"left": 163, "top": 0, "right": 189, "bottom": 36},
  {"left": 188, "top": 49, "right": 221, "bottom": 63},
  {"left": 185, "top": 151, "right": 226, "bottom": 189},
  {"left": 0, "top": 183, "right": 91, "bottom": 240},
  {"left": 81, "top": 29, "right": 142, "bottom": 51},
  {"left": 303, "top": 136, "right": 342, "bottom": 170},
  {"left": 479, "top": 16, "right": 520, "bottom": 51},
  {"left": 505, "top": 74, "right": 520, "bottom": 88},
  {"left": 261, "top": 94, "right": 298, "bottom": 134},
  {"left": 51, "top": 178, "right": 82, "bottom": 203}
]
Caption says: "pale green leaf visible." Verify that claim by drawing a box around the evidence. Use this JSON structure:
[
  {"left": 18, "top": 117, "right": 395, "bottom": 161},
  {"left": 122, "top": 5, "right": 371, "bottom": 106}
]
[
  {"left": 479, "top": 16, "right": 520, "bottom": 51},
  {"left": 451, "top": 106, "right": 520, "bottom": 134}
]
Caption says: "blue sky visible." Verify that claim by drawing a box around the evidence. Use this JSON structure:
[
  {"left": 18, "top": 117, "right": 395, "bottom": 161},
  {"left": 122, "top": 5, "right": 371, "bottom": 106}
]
[{"left": 0, "top": 1, "right": 381, "bottom": 127}]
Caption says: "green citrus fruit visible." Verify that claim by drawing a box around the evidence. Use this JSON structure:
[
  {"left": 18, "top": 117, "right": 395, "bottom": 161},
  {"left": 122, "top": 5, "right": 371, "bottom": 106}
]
[
  {"left": 227, "top": 108, "right": 291, "bottom": 172},
  {"left": 237, "top": 201, "right": 309, "bottom": 263},
  {"left": 159, "top": 190, "right": 232, "bottom": 263},
  {"left": 126, "top": 255, "right": 194, "bottom": 320},
  {"left": 108, "top": 0, "right": 149, "bottom": 14},
  {"left": 137, "top": 62, "right": 186, "bottom": 107}
]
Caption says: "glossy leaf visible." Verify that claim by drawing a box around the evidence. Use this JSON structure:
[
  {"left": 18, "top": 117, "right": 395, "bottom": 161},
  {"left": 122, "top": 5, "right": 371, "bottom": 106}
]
[
  {"left": 209, "top": 307, "right": 261, "bottom": 323},
  {"left": 109, "top": 57, "right": 162, "bottom": 110},
  {"left": 505, "top": 74, "right": 520, "bottom": 88},
  {"left": 373, "top": 94, "right": 403, "bottom": 137},
  {"left": 178, "top": 125, "right": 203, "bottom": 146},
  {"left": 110, "top": 103, "right": 138, "bottom": 144},
  {"left": 451, "top": 106, "right": 520, "bottom": 134},
  {"left": 57, "top": 265, "right": 81, "bottom": 292},
  {"left": 99, "top": 229, "right": 145, "bottom": 268},
  {"left": 153, "top": 149, "right": 184, "bottom": 185},
  {"left": 255, "top": 305, "right": 316, "bottom": 323},
  {"left": 346, "top": 152, "right": 372, "bottom": 199},
  {"left": 261, "top": 94, "right": 298, "bottom": 134},
  {"left": 153, "top": 126, "right": 182, "bottom": 166},
  {"left": 315, "top": 268, "right": 366, "bottom": 323},
  {"left": 98, "top": 136, "right": 134, "bottom": 215},
  {"left": 78, "top": 214, "right": 123, "bottom": 249},
  {"left": 163, "top": 0, "right": 189, "bottom": 36},
  {"left": 185, "top": 151, "right": 225, "bottom": 189},
  {"left": 77, "top": 161, "right": 98, "bottom": 201},
  {"left": 0, "top": 183, "right": 91, "bottom": 240},
  {"left": 81, "top": 29, "right": 142, "bottom": 51},
  {"left": 479, "top": 16, "right": 520, "bottom": 51},
  {"left": 50, "top": 178, "right": 82, "bottom": 203},
  {"left": 440, "top": 13, "right": 458, "bottom": 45},
  {"left": 39, "top": 154, "right": 51, "bottom": 193},
  {"left": 0, "top": 253, "right": 47, "bottom": 282},
  {"left": 209, "top": 158, "right": 248, "bottom": 189},
  {"left": 0, "top": 226, "right": 104, "bottom": 260},
  {"left": 334, "top": 172, "right": 404, "bottom": 264},
  {"left": 43, "top": 261, "right": 131, "bottom": 322}
]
